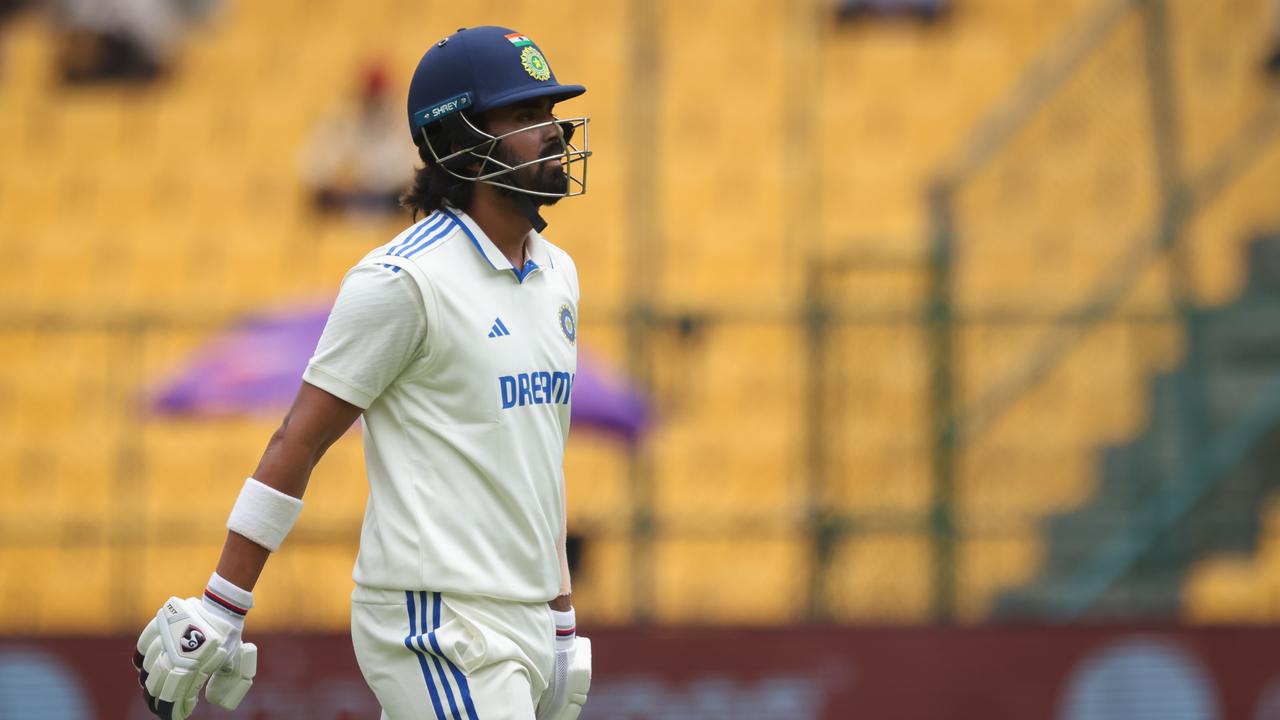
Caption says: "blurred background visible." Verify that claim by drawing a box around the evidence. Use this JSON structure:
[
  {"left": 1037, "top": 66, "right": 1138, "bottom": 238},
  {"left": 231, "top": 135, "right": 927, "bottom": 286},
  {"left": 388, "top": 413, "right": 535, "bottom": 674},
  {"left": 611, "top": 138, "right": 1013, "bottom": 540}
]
[{"left": 2, "top": 0, "right": 1280, "bottom": 717}]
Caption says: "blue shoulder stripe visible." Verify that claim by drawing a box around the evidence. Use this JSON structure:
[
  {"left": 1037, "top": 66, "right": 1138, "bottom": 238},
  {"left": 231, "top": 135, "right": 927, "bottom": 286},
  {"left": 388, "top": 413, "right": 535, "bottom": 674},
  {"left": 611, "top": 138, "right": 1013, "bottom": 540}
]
[
  {"left": 401, "top": 215, "right": 459, "bottom": 258},
  {"left": 387, "top": 212, "right": 445, "bottom": 257}
]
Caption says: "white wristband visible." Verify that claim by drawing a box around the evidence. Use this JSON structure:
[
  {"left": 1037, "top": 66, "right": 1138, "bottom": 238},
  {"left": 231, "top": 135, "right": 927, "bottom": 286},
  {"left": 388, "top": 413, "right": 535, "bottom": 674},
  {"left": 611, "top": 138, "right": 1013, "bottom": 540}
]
[
  {"left": 226, "top": 477, "right": 303, "bottom": 552},
  {"left": 203, "top": 572, "right": 252, "bottom": 627},
  {"left": 551, "top": 607, "right": 576, "bottom": 650}
]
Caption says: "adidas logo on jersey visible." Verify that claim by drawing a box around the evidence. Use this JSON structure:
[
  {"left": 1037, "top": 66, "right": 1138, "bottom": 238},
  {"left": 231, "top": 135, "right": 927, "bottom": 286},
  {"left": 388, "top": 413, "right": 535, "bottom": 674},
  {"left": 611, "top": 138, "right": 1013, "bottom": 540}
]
[{"left": 488, "top": 318, "right": 511, "bottom": 338}]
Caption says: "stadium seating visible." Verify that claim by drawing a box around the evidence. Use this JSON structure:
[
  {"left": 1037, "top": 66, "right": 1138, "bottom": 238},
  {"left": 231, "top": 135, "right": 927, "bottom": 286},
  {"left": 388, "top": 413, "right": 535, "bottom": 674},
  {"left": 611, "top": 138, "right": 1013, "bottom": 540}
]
[
  {"left": 1, "top": 0, "right": 1279, "bottom": 633},
  {"left": 1184, "top": 495, "right": 1280, "bottom": 622}
]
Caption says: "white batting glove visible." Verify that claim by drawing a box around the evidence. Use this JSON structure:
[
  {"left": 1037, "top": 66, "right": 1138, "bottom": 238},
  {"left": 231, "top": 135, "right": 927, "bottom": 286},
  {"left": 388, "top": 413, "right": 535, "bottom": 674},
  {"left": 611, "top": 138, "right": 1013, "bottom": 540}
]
[
  {"left": 132, "top": 575, "right": 257, "bottom": 719},
  {"left": 207, "top": 640, "right": 257, "bottom": 710},
  {"left": 536, "top": 608, "right": 592, "bottom": 720}
]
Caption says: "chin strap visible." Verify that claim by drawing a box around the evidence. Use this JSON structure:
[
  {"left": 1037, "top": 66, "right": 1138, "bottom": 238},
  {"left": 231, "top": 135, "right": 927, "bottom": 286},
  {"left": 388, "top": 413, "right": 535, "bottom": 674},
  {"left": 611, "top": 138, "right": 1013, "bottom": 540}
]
[{"left": 512, "top": 193, "right": 548, "bottom": 233}]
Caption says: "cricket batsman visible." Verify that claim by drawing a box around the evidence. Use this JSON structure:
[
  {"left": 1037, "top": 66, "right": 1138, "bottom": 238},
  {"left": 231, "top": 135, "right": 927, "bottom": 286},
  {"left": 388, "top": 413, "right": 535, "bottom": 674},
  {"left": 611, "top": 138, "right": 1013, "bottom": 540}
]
[{"left": 132, "top": 26, "right": 593, "bottom": 720}]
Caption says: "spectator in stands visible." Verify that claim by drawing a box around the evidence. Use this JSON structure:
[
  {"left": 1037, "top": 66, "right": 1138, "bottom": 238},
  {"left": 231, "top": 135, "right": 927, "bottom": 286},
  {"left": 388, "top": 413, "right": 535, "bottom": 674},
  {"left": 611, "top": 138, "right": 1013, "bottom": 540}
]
[
  {"left": 0, "top": 0, "right": 29, "bottom": 24},
  {"left": 0, "top": 0, "right": 33, "bottom": 78},
  {"left": 53, "top": 0, "right": 215, "bottom": 84},
  {"left": 300, "top": 62, "right": 416, "bottom": 218},
  {"left": 1268, "top": 0, "right": 1280, "bottom": 76},
  {"left": 837, "top": 0, "right": 949, "bottom": 22}
]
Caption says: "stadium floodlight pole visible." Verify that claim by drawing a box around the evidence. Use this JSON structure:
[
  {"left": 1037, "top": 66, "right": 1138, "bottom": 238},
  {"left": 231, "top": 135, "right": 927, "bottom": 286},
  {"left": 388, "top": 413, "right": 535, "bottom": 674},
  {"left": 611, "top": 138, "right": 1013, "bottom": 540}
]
[{"left": 926, "top": 180, "right": 959, "bottom": 622}]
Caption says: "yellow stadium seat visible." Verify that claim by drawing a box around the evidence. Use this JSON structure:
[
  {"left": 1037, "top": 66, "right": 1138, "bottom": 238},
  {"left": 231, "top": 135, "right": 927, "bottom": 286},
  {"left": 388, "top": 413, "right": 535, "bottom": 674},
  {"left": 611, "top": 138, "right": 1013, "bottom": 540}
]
[{"left": 1, "top": 0, "right": 1277, "bottom": 633}]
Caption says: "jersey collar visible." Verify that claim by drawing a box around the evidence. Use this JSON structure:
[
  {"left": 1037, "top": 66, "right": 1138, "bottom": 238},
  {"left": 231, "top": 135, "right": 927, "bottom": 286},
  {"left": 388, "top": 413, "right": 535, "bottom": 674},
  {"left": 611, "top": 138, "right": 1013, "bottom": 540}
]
[{"left": 444, "top": 206, "right": 552, "bottom": 283}]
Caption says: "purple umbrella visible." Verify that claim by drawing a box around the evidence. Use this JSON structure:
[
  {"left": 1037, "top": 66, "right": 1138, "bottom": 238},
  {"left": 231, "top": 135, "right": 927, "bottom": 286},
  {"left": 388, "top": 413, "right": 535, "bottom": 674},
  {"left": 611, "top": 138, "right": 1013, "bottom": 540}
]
[
  {"left": 567, "top": 351, "right": 651, "bottom": 442},
  {"left": 150, "top": 301, "right": 650, "bottom": 442}
]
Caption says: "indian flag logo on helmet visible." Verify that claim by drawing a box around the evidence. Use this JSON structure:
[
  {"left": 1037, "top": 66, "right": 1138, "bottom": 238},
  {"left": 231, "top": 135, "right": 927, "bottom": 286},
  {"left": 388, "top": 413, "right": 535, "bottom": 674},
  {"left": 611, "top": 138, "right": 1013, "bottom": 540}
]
[
  {"left": 505, "top": 32, "right": 533, "bottom": 47},
  {"left": 521, "top": 46, "right": 551, "bottom": 81}
]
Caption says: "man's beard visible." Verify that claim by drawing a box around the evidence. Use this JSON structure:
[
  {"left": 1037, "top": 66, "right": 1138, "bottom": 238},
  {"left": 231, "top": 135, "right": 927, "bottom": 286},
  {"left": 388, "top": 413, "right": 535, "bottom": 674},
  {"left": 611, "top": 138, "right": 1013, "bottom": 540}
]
[{"left": 486, "top": 140, "right": 569, "bottom": 206}]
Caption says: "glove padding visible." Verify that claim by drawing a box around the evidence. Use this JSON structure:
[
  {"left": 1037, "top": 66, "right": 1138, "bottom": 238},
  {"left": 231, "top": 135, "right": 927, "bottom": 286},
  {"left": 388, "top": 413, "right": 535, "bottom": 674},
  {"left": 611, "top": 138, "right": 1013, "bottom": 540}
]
[
  {"left": 207, "top": 640, "right": 257, "bottom": 710},
  {"left": 536, "top": 635, "right": 592, "bottom": 720},
  {"left": 132, "top": 596, "right": 257, "bottom": 720}
]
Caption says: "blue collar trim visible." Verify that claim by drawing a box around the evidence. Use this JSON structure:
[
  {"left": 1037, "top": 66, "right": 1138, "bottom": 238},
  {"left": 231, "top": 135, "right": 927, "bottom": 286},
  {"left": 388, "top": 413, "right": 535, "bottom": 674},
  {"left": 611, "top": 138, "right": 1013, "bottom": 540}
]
[
  {"left": 441, "top": 207, "right": 498, "bottom": 270},
  {"left": 443, "top": 206, "right": 545, "bottom": 284},
  {"left": 512, "top": 260, "right": 540, "bottom": 282}
]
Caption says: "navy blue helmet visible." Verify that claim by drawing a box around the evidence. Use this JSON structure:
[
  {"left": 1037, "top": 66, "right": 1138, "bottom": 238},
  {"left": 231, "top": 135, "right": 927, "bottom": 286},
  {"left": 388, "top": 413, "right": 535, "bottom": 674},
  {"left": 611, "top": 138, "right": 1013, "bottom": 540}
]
[{"left": 406, "top": 26, "right": 589, "bottom": 200}]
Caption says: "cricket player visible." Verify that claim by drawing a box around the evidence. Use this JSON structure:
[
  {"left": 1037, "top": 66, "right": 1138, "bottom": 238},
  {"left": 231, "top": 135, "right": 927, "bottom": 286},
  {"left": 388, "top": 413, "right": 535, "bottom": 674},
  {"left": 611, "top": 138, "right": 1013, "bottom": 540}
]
[{"left": 133, "top": 26, "right": 593, "bottom": 720}]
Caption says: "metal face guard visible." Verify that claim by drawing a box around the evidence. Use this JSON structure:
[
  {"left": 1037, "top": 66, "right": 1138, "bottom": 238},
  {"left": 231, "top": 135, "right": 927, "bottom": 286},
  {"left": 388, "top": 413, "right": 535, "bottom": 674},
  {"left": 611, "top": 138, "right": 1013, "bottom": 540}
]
[{"left": 422, "top": 115, "right": 591, "bottom": 199}]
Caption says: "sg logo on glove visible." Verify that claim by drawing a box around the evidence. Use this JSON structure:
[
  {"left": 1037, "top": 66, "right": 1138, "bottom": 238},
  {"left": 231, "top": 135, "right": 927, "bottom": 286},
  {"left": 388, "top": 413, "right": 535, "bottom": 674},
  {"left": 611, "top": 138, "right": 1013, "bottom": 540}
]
[
  {"left": 134, "top": 597, "right": 257, "bottom": 720},
  {"left": 180, "top": 626, "right": 206, "bottom": 653}
]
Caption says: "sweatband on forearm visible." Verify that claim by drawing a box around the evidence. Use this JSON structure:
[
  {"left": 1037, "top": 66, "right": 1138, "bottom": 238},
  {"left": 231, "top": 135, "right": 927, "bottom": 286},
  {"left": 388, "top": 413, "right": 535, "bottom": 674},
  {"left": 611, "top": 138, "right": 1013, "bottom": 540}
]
[{"left": 226, "top": 477, "right": 304, "bottom": 552}]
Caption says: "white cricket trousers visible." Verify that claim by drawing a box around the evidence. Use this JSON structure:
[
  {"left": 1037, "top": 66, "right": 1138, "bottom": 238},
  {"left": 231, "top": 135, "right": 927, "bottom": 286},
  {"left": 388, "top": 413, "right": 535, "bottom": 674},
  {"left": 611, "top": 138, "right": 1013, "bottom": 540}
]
[{"left": 351, "top": 585, "right": 557, "bottom": 720}]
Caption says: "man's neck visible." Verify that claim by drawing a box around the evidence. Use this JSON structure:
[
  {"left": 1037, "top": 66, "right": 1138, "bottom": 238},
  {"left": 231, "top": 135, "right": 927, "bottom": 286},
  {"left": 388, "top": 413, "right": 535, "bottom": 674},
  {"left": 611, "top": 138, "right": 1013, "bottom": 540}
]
[{"left": 467, "top": 186, "right": 534, "bottom": 268}]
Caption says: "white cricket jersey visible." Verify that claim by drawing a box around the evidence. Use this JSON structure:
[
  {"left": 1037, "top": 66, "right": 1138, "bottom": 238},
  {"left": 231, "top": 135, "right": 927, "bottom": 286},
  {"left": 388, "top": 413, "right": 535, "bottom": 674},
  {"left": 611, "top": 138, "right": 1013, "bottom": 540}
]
[{"left": 303, "top": 206, "right": 578, "bottom": 602}]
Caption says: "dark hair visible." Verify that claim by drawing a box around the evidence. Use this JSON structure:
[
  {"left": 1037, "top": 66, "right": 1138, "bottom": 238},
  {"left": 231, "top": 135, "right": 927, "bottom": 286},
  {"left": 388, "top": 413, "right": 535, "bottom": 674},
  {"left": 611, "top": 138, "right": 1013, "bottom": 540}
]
[{"left": 400, "top": 125, "right": 476, "bottom": 219}]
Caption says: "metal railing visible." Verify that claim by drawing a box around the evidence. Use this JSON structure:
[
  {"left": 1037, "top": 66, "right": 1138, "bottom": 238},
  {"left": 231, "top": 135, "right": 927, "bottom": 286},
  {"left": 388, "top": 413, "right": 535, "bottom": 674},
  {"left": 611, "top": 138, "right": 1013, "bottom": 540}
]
[{"left": 924, "top": 0, "right": 1280, "bottom": 619}]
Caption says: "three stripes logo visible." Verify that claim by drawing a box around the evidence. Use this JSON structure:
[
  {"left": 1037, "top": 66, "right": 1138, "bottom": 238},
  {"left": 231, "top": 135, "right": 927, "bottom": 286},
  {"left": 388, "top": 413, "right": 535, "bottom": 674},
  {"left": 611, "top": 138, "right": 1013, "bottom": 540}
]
[{"left": 488, "top": 317, "right": 511, "bottom": 338}]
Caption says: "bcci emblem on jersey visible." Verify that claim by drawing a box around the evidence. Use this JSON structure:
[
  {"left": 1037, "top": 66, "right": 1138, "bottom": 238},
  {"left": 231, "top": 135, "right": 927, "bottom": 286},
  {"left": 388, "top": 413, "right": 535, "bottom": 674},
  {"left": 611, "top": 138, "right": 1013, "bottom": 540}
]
[{"left": 558, "top": 304, "right": 576, "bottom": 344}]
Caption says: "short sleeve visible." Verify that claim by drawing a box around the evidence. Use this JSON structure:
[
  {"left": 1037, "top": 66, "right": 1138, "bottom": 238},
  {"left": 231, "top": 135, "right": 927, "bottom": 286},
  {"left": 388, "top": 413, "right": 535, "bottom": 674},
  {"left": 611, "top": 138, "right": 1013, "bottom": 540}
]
[
  {"left": 564, "top": 253, "right": 580, "bottom": 304},
  {"left": 303, "top": 264, "right": 427, "bottom": 409}
]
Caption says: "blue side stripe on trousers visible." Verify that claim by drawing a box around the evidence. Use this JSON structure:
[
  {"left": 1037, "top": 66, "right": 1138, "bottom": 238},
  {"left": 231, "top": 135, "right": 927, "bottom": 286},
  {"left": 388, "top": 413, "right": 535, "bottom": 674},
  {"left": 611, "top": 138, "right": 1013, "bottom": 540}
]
[
  {"left": 429, "top": 592, "right": 480, "bottom": 720},
  {"left": 405, "top": 591, "right": 448, "bottom": 719},
  {"left": 421, "top": 591, "right": 463, "bottom": 720}
]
